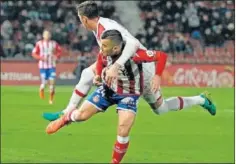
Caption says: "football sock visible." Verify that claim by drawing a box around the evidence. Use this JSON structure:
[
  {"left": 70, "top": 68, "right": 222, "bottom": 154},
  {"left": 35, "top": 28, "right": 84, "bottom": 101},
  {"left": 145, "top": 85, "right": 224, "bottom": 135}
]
[
  {"left": 63, "top": 67, "right": 94, "bottom": 114},
  {"left": 154, "top": 96, "right": 205, "bottom": 115},
  {"left": 40, "top": 83, "right": 45, "bottom": 90},
  {"left": 112, "top": 136, "right": 130, "bottom": 163}
]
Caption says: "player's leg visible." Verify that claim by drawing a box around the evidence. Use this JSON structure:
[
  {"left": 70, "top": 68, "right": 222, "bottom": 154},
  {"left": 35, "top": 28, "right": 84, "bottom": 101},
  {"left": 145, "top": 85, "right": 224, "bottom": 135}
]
[
  {"left": 39, "top": 69, "right": 48, "bottom": 99},
  {"left": 43, "top": 62, "right": 96, "bottom": 121},
  {"left": 46, "top": 100, "right": 100, "bottom": 134},
  {"left": 64, "top": 62, "right": 96, "bottom": 112},
  {"left": 144, "top": 89, "right": 216, "bottom": 116},
  {"left": 142, "top": 62, "right": 216, "bottom": 115},
  {"left": 111, "top": 96, "right": 138, "bottom": 163},
  {"left": 46, "top": 85, "right": 111, "bottom": 134},
  {"left": 48, "top": 67, "right": 56, "bottom": 104}
]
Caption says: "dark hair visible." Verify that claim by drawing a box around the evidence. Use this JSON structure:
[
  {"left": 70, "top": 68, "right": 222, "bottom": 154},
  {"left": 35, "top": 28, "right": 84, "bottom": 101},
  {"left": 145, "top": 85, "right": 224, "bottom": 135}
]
[
  {"left": 76, "top": 1, "right": 99, "bottom": 19},
  {"left": 101, "top": 30, "right": 124, "bottom": 46}
]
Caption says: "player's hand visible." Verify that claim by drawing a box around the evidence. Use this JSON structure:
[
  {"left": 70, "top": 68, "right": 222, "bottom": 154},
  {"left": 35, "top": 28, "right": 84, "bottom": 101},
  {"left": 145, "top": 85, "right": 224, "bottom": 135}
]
[
  {"left": 93, "top": 75, "right": 102, "bottom": 86},
  {"left": 151, "top": 75, "right": 161, "bottom": 93},
  {"left": 105, "top": 63, "right": 120, "bottom": 87},
  {"left": 40, "top": 56, "right": 48, "bottom": 62}
]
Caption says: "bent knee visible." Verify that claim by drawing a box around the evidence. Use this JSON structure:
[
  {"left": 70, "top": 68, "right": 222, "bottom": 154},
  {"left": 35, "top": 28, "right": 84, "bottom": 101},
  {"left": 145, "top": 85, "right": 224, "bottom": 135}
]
[
  {"left": 75, "top": 110, "right": 90, "bottom": 121},
  {"left": 149, "top": 97, "right": 164, "bottom": 115},
  {"left": 118, "top": 123, "right": 132, "bottom": 137},
  {"left": 149, "top": 97, "right": 163, "bottom": 109},
  {"left": 81, "top": 67, "right": 93, "bottom": 78}
]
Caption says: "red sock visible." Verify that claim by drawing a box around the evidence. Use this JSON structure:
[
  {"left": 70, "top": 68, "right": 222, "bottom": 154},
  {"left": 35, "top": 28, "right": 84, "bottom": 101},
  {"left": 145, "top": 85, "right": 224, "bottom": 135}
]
[
  {"left": 177, "top": 96, "right": 184, "bottom": 110},
  {"left": 112, "top": 140, "right": 129, "bottom": 163}
]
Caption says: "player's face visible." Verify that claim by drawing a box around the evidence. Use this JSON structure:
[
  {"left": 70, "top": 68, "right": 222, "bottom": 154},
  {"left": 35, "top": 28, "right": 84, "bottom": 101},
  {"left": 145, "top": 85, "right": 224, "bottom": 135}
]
[
  {"left": 101, "top": 39, "right": 120, "bottom": 56},
  {"left": 43, "top": 31, "right": 51, "bottom": 40},
  {"left": 78, "top": 14, "right": 92, "bottom": 31}
]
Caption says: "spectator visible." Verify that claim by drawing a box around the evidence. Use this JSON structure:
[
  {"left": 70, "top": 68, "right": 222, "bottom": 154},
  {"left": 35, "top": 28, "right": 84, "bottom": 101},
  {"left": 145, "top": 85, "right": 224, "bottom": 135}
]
[
  {"left": 137, "top": 0, "right": 234, "bottom": 57},
  {"left": 1, "top": 20, "right": 13, "bottom": 40},
  {"left": 1, "top": 0, "right": 119, "bottom": 58}
]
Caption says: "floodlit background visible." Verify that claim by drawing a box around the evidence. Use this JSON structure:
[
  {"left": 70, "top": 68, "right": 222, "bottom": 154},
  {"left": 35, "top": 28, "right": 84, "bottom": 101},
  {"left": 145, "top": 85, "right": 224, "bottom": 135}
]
[{"left": 1, "top": 0, "right": 235, "bottom": 163}]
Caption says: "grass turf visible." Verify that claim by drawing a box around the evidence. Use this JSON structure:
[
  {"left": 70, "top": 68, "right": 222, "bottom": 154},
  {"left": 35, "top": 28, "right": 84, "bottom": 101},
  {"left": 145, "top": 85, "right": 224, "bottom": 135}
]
[{"left": 1, "top": 86, "right": 234, "bottom": 163}]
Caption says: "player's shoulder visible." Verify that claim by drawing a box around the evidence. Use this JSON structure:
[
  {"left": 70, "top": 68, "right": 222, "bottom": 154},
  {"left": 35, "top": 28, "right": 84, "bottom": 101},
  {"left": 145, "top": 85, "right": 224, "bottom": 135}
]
[
  {"left": 36, "top": 40, "right": 43, "bottom": 44},
  {"left": 35, "top": 40, "right": 43, "bottom": 46},
  {"left": 48, "top": 40, "right": 59, "bottom": 47},
  {"left": 50, "top": 40, "right": 58, "bottom": 44},
  {"left": 99, "top": 17, "right": 120, "bottom": 29}
]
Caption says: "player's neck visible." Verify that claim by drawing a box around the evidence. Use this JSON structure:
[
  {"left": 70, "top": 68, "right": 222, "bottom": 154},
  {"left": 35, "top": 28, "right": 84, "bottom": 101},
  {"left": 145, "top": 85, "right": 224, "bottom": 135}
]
[{"left": 91, "top": 17, "right": 100, "bottom": 32}]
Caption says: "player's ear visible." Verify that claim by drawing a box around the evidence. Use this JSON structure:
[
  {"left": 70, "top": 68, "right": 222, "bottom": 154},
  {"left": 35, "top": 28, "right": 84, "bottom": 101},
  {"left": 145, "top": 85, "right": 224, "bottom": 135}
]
[
  {"left": 113, "top": 45, "right": 118, "bottom": 51},
  {"left": 83, "top": 16, "right": 88, "bottom": 24},
  {"left": 113, "top": 45, "right": 120, "bottom": 54}
]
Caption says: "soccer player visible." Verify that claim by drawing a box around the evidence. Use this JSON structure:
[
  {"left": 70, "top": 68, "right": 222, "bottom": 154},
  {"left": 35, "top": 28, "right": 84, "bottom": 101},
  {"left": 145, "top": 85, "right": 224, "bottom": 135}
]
[
  {"left": 46, "top": 30, "right": 169, "bottom": 163},
  {"left": 43, "top": 1, "right": 215, "bottom": 120},
  {"left": 32, "top": 30, "right": 62, "bottom": 104}
]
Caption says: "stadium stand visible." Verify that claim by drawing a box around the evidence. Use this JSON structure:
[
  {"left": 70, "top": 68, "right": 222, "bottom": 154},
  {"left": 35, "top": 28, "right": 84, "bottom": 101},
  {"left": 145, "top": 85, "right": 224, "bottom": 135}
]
[
  {"left": 1, "top": 0, "right": 234, "bottom": 65},
  {"left": 0, "top": 0, "right": 118, "bottom": 61},
  {"left": 136, "top": 1, "right": 234, "bottom": 64}
]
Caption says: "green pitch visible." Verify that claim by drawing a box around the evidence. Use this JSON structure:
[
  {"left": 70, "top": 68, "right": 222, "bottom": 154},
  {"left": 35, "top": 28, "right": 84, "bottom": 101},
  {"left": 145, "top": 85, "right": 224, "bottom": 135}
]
[{"left": 1, "top": 86, "right": 234, "bottom": 163}]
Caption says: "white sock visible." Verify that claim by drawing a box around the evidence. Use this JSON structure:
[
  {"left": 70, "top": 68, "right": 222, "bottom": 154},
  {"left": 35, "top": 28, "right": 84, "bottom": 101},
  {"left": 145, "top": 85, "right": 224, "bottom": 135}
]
[
  {"left": 117, "top": 136, "right": 129, "bottom": 144},
  {"left": 154, "top": 96, "right": 205, "bottom": 115},
  {"left": 40, "top": 83, "right": 45, "bottom": 90},
  {"left": 70, "top": 110, "right": 77, "bottom": 122},
  {"left": 63, "top": 67, "right": 94, "bottom": 114}
]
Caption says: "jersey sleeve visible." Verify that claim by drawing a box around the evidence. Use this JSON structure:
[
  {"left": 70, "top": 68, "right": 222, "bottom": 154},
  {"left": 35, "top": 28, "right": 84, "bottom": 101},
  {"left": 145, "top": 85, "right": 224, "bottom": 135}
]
[
  {"left": 132, "top": 49, "right": 168, "bottom": 76},
  {"left": 32, "top": 42, "right": 40, "bottom": 56},
  {"left": 115, "top": 34, "right": 140, "bottom": 66},
  {"left": 96, "top": 52, "right": 104, "bottom": 76},
  {"left": 98, "top": 18, "right": 140, "bottom": 66},
  {"left": 55, "top": 42, "right": 62, "bottom": 58},
  {"left": 103, "top": 21, "right": 140, "bottom": 66}
]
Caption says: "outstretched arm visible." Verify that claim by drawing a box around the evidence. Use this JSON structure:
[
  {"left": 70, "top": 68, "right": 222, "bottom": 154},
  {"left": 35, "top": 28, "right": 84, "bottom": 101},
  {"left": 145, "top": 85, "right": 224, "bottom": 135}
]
[
  {"left": 132, "top": 49, "right": 168, "bottom": 76},
  {"left": 94, "top": 52, "right": 104, "bottom": 86},
  {"left": 54, "top": 43, "right": 62, "bottom": 60},
  {"left": 132, "top": 49, "right": 168, "bottom": 93},
  {"left": 96, "top": 52, "right": 104, "bottom": 76}
]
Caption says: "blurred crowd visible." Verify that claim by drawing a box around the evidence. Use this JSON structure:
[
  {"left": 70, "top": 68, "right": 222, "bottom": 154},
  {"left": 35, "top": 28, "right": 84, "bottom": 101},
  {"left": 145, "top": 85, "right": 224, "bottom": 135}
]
[
  {"left": 0, "top": 0, "right": 235, "bottom": 64},
  {"left": 1, "top": 0, "right": 119, "bottom": 59},
  {"left": 136, "top": 0, "right": 234, "bottom": 54}
]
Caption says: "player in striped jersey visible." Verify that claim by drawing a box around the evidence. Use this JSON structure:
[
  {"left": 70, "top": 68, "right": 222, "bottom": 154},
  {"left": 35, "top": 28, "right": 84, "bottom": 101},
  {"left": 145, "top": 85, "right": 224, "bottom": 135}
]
[
  {"left": 45, "top": 30, "right": 167, "bottom": 163},
  {"left": 43, "top": 1, "right": 215, "bottom": 120},
  {"left": 32, "top": 30, "right": 62, "bottom": 104}
]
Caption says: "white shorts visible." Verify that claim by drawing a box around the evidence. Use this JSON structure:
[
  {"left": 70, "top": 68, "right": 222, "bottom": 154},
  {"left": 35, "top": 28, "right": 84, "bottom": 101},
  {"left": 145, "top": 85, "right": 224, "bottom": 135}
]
[{"left": 142, "top": 62, "right": 162, "bottom": 104}]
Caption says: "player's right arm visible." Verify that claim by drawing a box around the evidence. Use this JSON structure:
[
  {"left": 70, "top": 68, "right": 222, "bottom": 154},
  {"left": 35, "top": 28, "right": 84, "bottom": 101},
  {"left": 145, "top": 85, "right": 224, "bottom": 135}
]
[
  {"left": 31, "top": 41, "right": 45, "bottom": 61},
  {"left": 94, "top": 52, "right": 104, "bottom": 86}
]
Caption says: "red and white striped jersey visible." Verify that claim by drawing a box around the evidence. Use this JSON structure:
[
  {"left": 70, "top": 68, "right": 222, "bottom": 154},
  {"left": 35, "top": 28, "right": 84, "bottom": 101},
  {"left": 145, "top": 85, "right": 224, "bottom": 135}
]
[
  {"left": 101, "top": 56, "right": 143, "bottom": 96},
  {"left": 32, "top": 40, "right": 62, "bottom": 69},
  {"left": 94, "top": 17, "right": 148, "bottom": 95}
]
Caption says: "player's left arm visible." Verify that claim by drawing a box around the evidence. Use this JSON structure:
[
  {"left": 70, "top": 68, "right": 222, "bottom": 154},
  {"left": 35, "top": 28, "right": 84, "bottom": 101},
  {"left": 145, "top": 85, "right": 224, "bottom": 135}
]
[
  {"left": 132, "top": 49, "right": 168, "bottom": 92},
  {"left": 105, "top": 35, "right": 140, "bottom": 86},
  {"left": 54, "top": 42, "right": 62, "bottom": 60},
  {"left": 94, "top": 52, "right": 104, "bottom": 86},
  {"left": 132, "top": 49, "right": 168, "bottom": 76}
]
